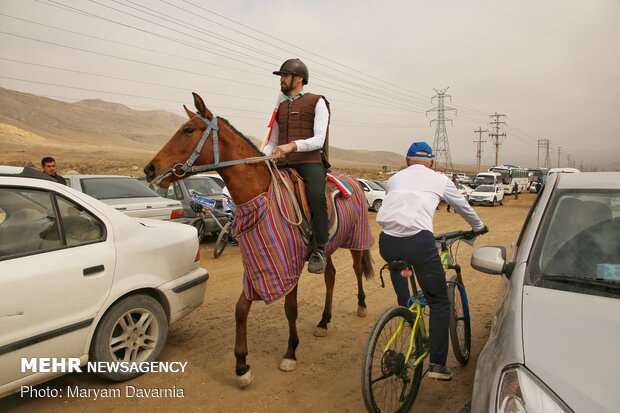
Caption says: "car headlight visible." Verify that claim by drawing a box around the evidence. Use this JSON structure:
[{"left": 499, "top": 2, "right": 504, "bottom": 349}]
[{"left": 497, "top": 366, "right": 571, "bottom": 413}]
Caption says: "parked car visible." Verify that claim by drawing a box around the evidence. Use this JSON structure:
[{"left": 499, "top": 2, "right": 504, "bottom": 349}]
[
  {"left": 468, "top": 184, "right": 504, "bottom": 206},
  {"left": 0, "top": 166, "right": 208, "bottom": 398},
  {"left": 468, "top": 172, "right": 620, "bottom": 412},
  {"left": 65, "top": 175, "right": 185, "bottom": 222},
  {"left": 199, "top": 172, "right": 225, "bottom": 188},
  {"left": 357, "top": 178, "right": 386, "bottom": 212},
  {"left": 138, "top": 175, "right": 228, "bottom": 241}
]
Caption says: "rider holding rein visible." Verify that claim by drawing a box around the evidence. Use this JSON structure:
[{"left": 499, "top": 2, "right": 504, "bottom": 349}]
[
  {"left": 376, "top": 141, "right": 487, "bottom": 381},
  {"left": 263, "top": 58, "right": 330, "bottom": 275}
]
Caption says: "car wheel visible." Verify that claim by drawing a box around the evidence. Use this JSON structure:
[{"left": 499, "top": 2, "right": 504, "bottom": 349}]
[
  {"left": 499, "top": 198, "right": 504, "bottom": 206},
  {"left": 90, "top": 295, "right": 168, "bottom": 381},
  {"left": 372, "top": 199, "right": 382, "bottom": 212},
  {"left": 194, "top": 219, "right": 206, "bottom": 243},
  {"left": 492, "top": 198, "right": 497, "bottom": 207}
]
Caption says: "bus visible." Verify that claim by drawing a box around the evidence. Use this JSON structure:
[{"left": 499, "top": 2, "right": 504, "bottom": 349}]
[
  {"left": 474, "top": 172, "right": 503, "bottom": 188},
  {"left": 489, "top": 165, "right": 529, "bottom": 194}
]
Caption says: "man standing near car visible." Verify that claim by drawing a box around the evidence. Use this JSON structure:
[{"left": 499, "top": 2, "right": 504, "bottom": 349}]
[
  {"left": 263, "top": 58, "right": 330, "bottom": 274},
  {"left": 377, "top": 141, "right": 487, "bottom": 381},
  {"left": 41, "top": 156, "right": 66, "bottom": 185}
]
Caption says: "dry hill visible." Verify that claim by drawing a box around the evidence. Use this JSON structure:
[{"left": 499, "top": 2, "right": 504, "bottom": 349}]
[{"left": 0, "top": 87, "right": 434, "bottom": 177}]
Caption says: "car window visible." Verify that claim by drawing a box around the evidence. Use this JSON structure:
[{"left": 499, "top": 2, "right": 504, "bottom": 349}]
[
  {"left": 81, "top": 177, "right": 159, "bottom": 199},
  {"left": 0, "top": 188, "right": 107, "bottom": 259},
  {"left": 0, "top": 188, "right": 62, "bottom": 258},
  {"left": 185, "top": 177, "right": 222, "bottom": 197},
  {"left": 531, "top": 190, "right": 620, "bottom": 298},
  {"left": 56, "top": 196, "right": 105, "bottom": 246}
]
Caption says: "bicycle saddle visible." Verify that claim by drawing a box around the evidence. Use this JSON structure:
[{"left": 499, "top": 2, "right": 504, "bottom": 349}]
[{"left": 388, "top": 260, "right": 410, "bottom": 271}]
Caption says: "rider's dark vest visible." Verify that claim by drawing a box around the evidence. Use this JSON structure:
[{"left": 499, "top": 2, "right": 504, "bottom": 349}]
[{"left": 276, "top": 93, "right": 330, "bottom": 165}]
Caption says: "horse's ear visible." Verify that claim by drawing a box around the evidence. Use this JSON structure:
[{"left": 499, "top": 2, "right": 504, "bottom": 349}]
[
  {"left": 192, "top": 92, "right": 213, "bottom": 121},
  {"left": 183, "top": 105, "right": 196, "bottom": 119}
]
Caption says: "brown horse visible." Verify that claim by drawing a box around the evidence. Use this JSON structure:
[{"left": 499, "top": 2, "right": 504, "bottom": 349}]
[{"left": 144, "top": 93, "right": 374, "bottom": 387}]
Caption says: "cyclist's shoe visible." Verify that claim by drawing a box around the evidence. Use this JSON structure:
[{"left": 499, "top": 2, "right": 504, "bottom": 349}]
[
  {"left": 308, "top": 249, "right": 327, "bottom": 274},
  {"left": 428, "top": 363, "right": 453, "bottom": 381}
]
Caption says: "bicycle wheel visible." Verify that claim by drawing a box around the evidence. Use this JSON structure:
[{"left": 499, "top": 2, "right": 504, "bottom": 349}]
[
  {"left": 448, "top": 282, "right": 471, "bottom": 365},
  {"left": 213, "top": 221, "right": 232, "bottom": 258},
  {"left": 361, "top": 307, "right": 424, "bottom": 413}
]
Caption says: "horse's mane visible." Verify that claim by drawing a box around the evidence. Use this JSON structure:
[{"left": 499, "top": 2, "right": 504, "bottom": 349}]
[{"left": 219, "top": 117, "right": 262, "bottom": 155}]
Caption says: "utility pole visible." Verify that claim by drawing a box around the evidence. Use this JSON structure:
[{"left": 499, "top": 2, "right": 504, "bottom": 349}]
[
  {"left": 543, "top": 139, "right": 551, "bottom": 168},
  {"left": 474, "top": 127, "right": 487, "bottom": 174},
  {"left": 537, "top": 138, "right": 551, "bottom": 168},
  {"left": 556, "top": 146, "right": 562, "bottom": 167},
  {"left": 427, "top": 87, "right": 456, "bottom": 171},
  {"left": 489, "top": 112, "right": 506, "bottom": 166},
  {"left": 567, "top": 153, "right": 572, "bottom": 168}
]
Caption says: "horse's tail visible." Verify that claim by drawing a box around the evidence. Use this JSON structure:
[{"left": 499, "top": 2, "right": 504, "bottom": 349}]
[{"left": 361, "top": 249, "right": 374, "bottom": 279}]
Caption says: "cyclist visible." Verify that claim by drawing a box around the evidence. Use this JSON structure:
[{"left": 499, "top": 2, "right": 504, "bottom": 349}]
[{"left": 376, "top": 141, "right": 487, "bottom": 381}]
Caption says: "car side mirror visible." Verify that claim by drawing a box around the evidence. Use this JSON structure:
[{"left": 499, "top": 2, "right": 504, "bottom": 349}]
[
  {"left": 471, "top": 246, "right": 507, "bottom": 276},
  {"left": 363, "top": 186, "right": 370, "bottom": 192}
]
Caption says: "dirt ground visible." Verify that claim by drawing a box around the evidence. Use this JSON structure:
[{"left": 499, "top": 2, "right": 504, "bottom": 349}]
[{"left": 1, "top": 193, "right": 535, "bottom": 413}]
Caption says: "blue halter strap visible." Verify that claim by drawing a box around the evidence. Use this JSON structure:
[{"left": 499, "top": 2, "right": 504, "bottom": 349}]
[{"left": 175, "top": 113, "right": 257, "bottom": 176}]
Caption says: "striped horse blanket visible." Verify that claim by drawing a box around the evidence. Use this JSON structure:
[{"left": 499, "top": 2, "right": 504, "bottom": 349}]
[{"left": 232, "top": 171, "right": 373, "bottom": 304}]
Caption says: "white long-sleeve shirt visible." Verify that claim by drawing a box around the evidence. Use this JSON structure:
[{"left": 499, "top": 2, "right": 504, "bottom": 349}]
[
  {"left": 263, "top": 92, "right": 329, "bottom": 155},
  {"left": 377, "top": 164, "right": 485, "bottom": 237}
]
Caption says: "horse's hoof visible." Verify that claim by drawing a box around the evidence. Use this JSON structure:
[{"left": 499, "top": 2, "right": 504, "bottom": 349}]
[
  {"left": 314, "top": 327, "right": 328, "bottom": 337},
  {"left": 357, "top": 306, "right": 368, "bottom": 317},
  {"left": 279, "top": 358, "right": 297, "bottom": 372},
  {"left": 238, "top": 369, "right": 254, "bottom": 388}
]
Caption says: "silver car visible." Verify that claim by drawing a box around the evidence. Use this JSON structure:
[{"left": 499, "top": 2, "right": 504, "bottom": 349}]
[
  {"left": 65, "top": 175, "right": 185, "bottom": 221},
  {"left": 469, "top": 172, "right": 620, "bottom": 412}
]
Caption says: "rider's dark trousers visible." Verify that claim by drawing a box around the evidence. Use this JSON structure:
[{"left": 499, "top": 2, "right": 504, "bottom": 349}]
[
  {"left": 379, "top": 230, "right": 450, "bottom": 366},
  {"left": 290, "top": 162, "right": 328, "bottom": 247}
]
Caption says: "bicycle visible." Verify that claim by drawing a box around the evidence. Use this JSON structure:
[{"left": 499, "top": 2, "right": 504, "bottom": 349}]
[
  {"left": 361, "top": 229, "right": 481, "bottom": 413},
  {"left": 190, "top": 194, "right": 236, "bottom": 258}
]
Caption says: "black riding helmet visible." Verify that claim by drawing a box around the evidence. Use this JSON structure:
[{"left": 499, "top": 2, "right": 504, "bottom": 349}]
[{"left": 273, "top": 58, "right": 309, "bottom": 85}]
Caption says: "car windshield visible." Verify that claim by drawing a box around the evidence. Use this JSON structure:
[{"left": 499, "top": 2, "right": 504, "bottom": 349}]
[
  {"left": 185, "top": 177, "right": 222, "bottom": 196},
  {"left": 373, "top": 181, "right": 387, "bottom": 190},
  {"left": 534, "top": 191, "right": 620, "bottom": 297},
  {"left": 476, "top": 176, "right": 495, "bottom": 185},
  {"left": 476, "top": 185, "right": 494, "bottom": 193},
  {"left": 81, "top": 177, "right": 158, "bottom": 200},
  {"left": 366, "top": 180, "right": 384, "bottom": 191}
]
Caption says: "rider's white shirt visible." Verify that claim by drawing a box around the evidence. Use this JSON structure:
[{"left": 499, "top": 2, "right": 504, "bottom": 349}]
[{"left": 377, "top": 164, "right": 485, "bottom": 237}]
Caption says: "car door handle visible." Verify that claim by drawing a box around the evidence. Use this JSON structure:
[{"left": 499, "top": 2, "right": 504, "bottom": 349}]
[{"left": 83, "top": 265, "right": 105, "bottom": 276}]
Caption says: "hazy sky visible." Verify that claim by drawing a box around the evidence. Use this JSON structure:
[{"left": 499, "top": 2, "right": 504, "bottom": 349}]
[{"left": 1, "top": 0, "right": 619, "bottom": 169}]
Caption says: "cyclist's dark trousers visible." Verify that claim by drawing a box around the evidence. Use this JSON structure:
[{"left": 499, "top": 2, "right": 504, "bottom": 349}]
[
  {"left": 291, "top": 163, "right": 328, "bottom": 247},
  {"left": 379, "top": 230, "right": 450, "bottom": 366}
]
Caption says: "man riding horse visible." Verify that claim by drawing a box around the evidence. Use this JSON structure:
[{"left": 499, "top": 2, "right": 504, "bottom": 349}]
[{"left": 263, "top": 58, "right": 330, "bottom": 274}]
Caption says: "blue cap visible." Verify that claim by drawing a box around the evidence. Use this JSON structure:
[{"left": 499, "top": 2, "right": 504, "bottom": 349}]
[{"left": 407, "top": 142, "right": 434, "bottom": 158}]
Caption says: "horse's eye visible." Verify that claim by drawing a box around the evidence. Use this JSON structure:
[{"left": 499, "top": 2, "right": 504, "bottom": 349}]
[{"left": 184, "top": 127, "right": 195, "bottom": 134}]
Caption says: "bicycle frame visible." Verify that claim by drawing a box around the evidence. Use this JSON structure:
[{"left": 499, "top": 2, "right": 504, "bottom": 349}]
[
  {"left": 439, "top": 238, "right": 472, "bottom": 323},
  {"left": 381, "top": 264, "right": 429, "bottom": 368}
]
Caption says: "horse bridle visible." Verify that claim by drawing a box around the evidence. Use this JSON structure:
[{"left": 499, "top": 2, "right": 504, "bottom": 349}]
[{"left": 152, "top": 113, "right": 277, "bottom": 187}]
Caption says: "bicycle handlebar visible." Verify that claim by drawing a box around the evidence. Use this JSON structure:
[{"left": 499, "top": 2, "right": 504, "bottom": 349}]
[{"left": 434, "top": 229, "right": 476, "bottom": 241}]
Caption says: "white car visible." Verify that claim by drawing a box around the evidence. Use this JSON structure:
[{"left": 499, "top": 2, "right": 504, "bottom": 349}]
[
  {"left": 468, "top": 172, "right": 620, "bottom": 412},
  {"left": 65, "top": 175, "right": 185, "bottom": 221},
  {"left": 357, "top": 178, "right": 386, "bottom": 212},
  {"left": 0, "top": 166, "right": 208, "bottom": 398},
  {"left": 468, "top": 184, "right": 504, "bottom": 206}
]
